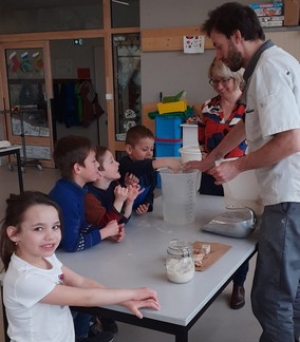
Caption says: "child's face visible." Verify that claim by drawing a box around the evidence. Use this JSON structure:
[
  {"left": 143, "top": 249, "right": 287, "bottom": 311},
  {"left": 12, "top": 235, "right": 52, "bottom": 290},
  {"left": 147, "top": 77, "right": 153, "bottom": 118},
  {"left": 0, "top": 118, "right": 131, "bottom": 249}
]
[
  {"left": 128, "top": 137, "right": 154, "bottom": 161},
  {"left": 80, "top": 150, "right": 100, "bottom": 184},
  {"left": 8, "top": 204, "right": 61, "bottom": 263},
  {"left": 99, "top": 150, "right": 120, "bottom": 181}
]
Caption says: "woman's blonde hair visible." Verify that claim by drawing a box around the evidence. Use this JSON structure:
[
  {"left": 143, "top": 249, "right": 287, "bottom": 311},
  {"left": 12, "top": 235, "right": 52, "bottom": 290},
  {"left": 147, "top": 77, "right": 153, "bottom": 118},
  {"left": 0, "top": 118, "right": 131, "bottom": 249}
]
[{"left": 208, "top": 58, "right": 244, "bottom": 90}]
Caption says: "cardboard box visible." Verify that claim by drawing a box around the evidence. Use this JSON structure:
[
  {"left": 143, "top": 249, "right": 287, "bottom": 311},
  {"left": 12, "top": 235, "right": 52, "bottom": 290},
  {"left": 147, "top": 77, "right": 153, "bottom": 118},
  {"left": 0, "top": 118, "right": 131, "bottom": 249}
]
[
  {"left": 284, "top": 0, "right": 300, "bottom": 26},
  {"left": 250, "top": 3, "right": 283, "bottom": 16}
]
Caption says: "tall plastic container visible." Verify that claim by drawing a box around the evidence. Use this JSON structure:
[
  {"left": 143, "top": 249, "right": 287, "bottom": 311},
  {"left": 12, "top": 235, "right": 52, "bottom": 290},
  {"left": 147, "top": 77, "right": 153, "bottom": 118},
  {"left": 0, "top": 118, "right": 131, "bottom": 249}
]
[{"left": 159, "top": 169, "right": 200, "bottom": 225}]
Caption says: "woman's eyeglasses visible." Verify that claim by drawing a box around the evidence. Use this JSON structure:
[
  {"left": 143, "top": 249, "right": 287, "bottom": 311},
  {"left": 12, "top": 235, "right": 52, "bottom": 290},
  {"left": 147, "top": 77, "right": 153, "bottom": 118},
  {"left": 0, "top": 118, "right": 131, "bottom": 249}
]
[{"left": 209, "top": 78, "right": 232, "bottom": 87}]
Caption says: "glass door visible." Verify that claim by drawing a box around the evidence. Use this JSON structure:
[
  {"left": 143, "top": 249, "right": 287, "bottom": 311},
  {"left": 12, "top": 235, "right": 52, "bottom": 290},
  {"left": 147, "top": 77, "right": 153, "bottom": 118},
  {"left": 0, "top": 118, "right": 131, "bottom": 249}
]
[
  {"left": 113, "top": 33, "right": 141, "bottom": 143},
  {"left": 0, "top": 41, "right": 54, "bottom": 168}
]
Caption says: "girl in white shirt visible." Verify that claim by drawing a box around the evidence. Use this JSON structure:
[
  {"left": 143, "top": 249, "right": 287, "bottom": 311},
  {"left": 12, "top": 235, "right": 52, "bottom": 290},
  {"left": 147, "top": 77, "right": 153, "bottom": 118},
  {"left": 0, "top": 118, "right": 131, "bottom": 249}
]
[{"left": 0, "top": 191, "right": 160, "bottom": 342}]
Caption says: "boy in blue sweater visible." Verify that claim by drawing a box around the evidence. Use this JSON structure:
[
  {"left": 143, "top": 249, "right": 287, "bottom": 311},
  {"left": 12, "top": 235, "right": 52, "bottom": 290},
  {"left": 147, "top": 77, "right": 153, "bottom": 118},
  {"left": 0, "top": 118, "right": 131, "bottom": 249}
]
[
  {"left": 49, "top": 135, "right": 119, "bottom": 342},
  {"left": 49, "top": 135, "right": 121, "bottom": 252}
]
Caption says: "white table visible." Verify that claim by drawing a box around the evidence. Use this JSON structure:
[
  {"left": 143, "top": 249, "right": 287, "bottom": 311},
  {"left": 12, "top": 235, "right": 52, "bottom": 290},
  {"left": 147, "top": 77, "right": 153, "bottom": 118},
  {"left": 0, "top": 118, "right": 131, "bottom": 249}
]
[
  {"left": 0, "top": 146, "right": 23, "bottom": 193},
  {"left": 57, "top": 194, "right": 257, "bottom": 342}
]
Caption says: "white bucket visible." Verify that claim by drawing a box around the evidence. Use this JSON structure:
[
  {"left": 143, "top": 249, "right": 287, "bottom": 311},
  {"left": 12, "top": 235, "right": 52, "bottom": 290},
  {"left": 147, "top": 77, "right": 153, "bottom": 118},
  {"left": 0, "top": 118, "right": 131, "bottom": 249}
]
[
  {"left": 216, "top": 158, "right": 263, "bottom": 215},
  {"left": 179, "top": 145, "right": 202, "bottom": 163},
  {"left": 159, "top": 169, "right": 200, "bottom": 225}
]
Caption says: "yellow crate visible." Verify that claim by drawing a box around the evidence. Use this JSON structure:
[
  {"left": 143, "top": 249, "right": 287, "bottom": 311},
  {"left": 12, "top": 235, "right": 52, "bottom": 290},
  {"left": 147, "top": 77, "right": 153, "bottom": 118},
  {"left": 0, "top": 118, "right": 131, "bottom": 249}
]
[{"left": 157, "top": 100, "right": 187, "bottom": 114}]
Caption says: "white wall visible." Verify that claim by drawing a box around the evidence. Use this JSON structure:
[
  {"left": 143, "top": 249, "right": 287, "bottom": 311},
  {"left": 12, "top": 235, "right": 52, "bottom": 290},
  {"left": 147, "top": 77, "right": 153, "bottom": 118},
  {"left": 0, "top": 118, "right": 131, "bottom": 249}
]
[{"left": 140, "top": 0, "right": 254, "bottom": 105}]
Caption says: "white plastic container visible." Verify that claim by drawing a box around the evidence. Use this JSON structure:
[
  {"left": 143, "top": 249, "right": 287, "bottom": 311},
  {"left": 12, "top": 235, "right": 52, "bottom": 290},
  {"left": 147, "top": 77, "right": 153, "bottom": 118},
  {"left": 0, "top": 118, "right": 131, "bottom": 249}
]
[
  {"left": 179, "top": 145, "right": 202, "bottom": 163},
  {"left": 179, "top": 145, "right": 202, "bottom": 190},
  {"left": 181, "top": 123, "right": 198, "bottom": 147},
  {"left": 216, "top": 158, "right": 263, "bottom": 215},
  {"left": 159, "top": 169, "right": 200, "bottom": 225}
]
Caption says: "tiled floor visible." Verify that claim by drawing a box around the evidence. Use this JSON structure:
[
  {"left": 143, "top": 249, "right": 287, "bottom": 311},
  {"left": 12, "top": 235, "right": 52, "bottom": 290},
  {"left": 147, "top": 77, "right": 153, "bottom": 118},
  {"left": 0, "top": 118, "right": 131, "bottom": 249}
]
[{"left": 0, "top": 164, "right": 262, "bottom": 342}]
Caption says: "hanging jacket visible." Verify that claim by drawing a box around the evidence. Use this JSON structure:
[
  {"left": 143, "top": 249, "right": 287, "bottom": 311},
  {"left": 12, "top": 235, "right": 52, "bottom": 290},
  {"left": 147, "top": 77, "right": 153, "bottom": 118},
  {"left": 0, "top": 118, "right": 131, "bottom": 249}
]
[{"left": 79, "top": 80, "right": 104, "bottom": 127}]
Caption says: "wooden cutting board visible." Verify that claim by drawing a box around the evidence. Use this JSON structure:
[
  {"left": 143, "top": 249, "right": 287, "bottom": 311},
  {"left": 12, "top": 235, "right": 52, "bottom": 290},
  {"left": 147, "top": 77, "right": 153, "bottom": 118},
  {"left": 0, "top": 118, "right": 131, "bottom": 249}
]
[{"left": 193, "top": 241, "right": 232, "bottom": 271}]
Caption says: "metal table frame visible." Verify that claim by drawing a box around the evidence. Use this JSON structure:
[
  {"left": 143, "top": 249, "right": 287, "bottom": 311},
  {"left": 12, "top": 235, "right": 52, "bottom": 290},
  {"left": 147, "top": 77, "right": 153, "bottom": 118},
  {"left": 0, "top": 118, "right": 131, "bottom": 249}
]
[
  {"left": 0, "top": 146, "right": 23, "bottom": 193},
  {"left": 0, "top": 110, "right": 44, "bottom": 171}
]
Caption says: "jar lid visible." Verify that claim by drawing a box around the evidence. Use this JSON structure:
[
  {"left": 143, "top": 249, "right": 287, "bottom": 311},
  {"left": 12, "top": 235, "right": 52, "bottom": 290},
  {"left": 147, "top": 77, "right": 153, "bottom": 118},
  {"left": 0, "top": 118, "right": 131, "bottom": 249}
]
[{"left": 167, "top": 239, "right": 193, "bottom": 257}]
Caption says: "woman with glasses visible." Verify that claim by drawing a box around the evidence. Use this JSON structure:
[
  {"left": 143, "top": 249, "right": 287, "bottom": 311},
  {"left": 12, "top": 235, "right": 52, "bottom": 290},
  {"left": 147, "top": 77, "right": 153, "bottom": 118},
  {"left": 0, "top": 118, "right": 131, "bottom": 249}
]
[
  {"left": 199, "top": 58, "right": 246, "bottom": 195},
  {"left": 198, "top": 58, "right": 249, "bottom": 310}
]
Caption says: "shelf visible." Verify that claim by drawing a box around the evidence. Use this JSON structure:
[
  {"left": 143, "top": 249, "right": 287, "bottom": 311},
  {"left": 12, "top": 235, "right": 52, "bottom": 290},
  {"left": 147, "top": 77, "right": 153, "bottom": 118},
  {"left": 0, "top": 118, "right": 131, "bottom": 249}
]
[
  {"left": 265, "top": 25, "right": 300, "bottom": 32},
  {"left": 7, "top": 78, "right": 45, "bottom": 83},
  {"left": 141, "top": 25, "right": 300, "bottom": 53},
  {"left": 141, "top": 26, "right": 213, "bottom": 52}
]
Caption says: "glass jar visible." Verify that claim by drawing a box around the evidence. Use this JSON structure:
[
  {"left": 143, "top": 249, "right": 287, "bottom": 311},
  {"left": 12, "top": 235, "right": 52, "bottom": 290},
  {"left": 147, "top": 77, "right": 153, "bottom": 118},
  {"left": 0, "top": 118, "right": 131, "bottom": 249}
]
[{"left": 166, "top": 239, "right": 195, "bottom": 284}]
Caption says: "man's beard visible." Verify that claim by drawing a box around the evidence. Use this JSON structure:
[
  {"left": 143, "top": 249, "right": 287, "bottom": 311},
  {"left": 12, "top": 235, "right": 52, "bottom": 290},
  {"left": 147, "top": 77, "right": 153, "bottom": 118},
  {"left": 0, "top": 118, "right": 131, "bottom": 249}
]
[{"left": 224, "top": 41, "right": 244, "bottom": 72}]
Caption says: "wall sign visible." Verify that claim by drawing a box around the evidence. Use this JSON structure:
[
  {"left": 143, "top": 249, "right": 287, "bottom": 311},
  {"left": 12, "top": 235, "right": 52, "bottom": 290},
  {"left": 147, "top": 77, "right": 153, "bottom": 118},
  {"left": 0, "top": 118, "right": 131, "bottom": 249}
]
[{"left": 183, "top": 36, "right": 205, "bottom": 54}]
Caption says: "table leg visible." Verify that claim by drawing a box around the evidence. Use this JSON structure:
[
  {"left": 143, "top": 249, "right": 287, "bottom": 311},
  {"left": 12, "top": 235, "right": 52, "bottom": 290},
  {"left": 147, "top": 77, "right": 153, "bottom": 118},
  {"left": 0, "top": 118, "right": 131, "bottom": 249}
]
[
  {"left": 15, "top": 149, "right": 24, "bottom": 193},
  {"left": 175, "top": 329, "right": 188, "bottom": 342}
]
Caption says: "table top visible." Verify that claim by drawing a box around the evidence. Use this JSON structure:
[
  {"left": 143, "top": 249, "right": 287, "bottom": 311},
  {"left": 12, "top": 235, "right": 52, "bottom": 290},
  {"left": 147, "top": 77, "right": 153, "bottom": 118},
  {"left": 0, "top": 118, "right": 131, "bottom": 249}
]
[
  {"left": 0, "top": 145, "right": 21, "bottom": 153},
  {"left": 57, "top": 194, "right": 257, "bottom": 327}
]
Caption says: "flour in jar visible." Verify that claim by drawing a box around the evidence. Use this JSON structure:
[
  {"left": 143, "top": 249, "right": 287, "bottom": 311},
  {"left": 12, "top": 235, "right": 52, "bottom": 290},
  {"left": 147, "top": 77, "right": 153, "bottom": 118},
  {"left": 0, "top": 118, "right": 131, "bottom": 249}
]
[{"left": 166, "top": 257, "right": 195, "bottom": 284}]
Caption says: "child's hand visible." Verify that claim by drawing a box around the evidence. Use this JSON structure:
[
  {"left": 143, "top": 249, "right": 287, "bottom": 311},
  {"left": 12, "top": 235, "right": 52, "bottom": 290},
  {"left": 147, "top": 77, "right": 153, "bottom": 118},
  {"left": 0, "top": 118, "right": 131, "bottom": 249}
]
[
  {"left": 122, "top": 287, "right": 160, "bottom": 318},
  {"left": 153, "top": 158, "right": 182, "bottom": 172},
  {"left": 135, "top": 203, "right": 150, "bottom": 215},
  {"left": 124, "top": 172, "right": 139, "bottom": 187},
  {"left": 100, "top": 220, "right": 120, "bottom": 240},
  {"left": 167, "top": 158, "right": 182, "bottom": 172},
  {"left": 122, "top": 185, "right": 144, "bottom": 219},
  {"left": 127, "top": 185, "right": 144, "bottom": 203},
  {"left": 110, "top": 224, "right": 125, "bottom": 242},
  {"left": 114, "top": 185, "right": 129, "bottom": 203}
]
